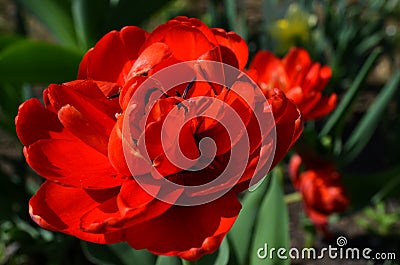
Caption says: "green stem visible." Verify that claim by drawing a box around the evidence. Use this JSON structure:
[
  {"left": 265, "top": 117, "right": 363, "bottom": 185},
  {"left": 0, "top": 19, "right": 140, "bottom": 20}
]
[
  {"left": 181, "top": 259, "right": 198, "bottom": 265},
  {"left": 284, "top": 192, "right": 302, "bottom": 204}
]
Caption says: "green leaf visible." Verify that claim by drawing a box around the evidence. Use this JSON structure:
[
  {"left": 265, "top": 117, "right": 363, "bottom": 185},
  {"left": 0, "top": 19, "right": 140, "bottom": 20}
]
[
  {"left": 0, "top": 35, "right": 24, "bottom": 51},
  {"left": 343, "top": 165, "right": 400, "bottom": 208},
  {"left": 0, "top": 38, "right": 26, "bottom": 127},
  {"left": 229, "top": 177, "right": 269, "bottom": 265},
  {"left": 81, "top": 242, "right": 156, "bottom": 265},
  {"left": 15, "top": 0, "right": 78, "bottom": 49},
  {"left": 223, "top": 0, "right": 237, "bottom": 31},
  {"left": 71, "top": 0, "right": 110, "bottom": 50},
  {"left": 214, "top": 238, "right": 230, "bottom": 265},
  {"left": 0, "top": 82, "right": 23, "bottom": 133},
  {"left": 0, "top": 40, "right": 82, "bottom": 84},
  {"left": 343, "top": 70, "right": 400, "bottom": 163},
  {"left": 371, "top": 172, "right": 400, "bottom": 204},
  {"left": 223, "top": 0, "right": 247, "bottom": 40},
  {"left": 81, "top": 241, "right": 121, "bottom": 265},
  {"left": 249, "top": 169, "right": 289, "bottom": 265},
  {"left": 355, "top": 32, "right": 385, "bottom": 56},
  {"left": 320, "top": 48, "right": 382, "bottom": 137},
  {"left": 155, "top": 256, "right": 181, "bottom": 265}
]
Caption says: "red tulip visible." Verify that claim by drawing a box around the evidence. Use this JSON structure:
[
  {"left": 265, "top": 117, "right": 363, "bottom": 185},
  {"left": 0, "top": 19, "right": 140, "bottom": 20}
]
[
  {"left": 16, "top": 17, "right": 302, "bottom": 261},
  {"left": 78, "top": 16, "right": 248, "bottom": 88},
  {"left": 289, "top": 154, "right": 349, "bottom": 235},
  {"left": 248, "top": 47, "right": 337, "bottom": 120}
]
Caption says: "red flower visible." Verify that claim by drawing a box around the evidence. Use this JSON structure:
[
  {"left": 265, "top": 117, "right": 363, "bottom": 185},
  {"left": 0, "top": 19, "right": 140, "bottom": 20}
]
[
  {"left": 289, "top": 154, "right": 349, "bottom": 235},
  {"left": 248, "top": 47, "right": 337, "bottom": 120},
  {"left": 78, "top": 16, "right": 248, "bottom": 88},
  {"left": 16, "top": 17, "right": 302, "bottom": 261}
]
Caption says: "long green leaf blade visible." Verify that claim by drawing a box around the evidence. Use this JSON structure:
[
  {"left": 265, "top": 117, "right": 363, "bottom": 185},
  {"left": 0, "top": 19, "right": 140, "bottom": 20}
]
[
  {"left": 249, "top": 169, "right": 289, "bottom": 265},
  {"left": 343, "top": 165, "right": 400, "bottom": 207},
  {"left": 343, "top": 70, "right": 400, "bottom": 163},
  {"left": 82, "top": 242, "right": 156, "bottom": 265},
  {"left": 0, "top": 83, "right": 23, "bottom": 133},
  {"left": 320, "top": 48, "right": 382, "bottom": 137},
  {"left": 155, "top": 255, "right": 181, "bottom": 265},
  {"left": 0, "top": 35, "right": 24, "bottom": 51},
  {"left": 71, "top": 0, "right": 109, "bottom": 51},
  {"left": 214, "top": 238, "right": 230, "bottom": 265},
  {"left": 15, "top": 0, "right": 78, "bottom": 48},
  {"left": 229, "top": 178, "right": 269, "bottom": 265}
]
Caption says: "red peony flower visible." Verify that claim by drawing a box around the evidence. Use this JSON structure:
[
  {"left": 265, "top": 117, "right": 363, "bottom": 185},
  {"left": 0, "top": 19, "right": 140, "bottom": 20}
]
[
  {"left": 289, "top": 154, "right": 349, "bottom": 235},
  {"left": 16, "top": 17, "right": 302, "bottom": 261},
  {"left": 248, "top": 47, "right": 337, "bottom": 120}
]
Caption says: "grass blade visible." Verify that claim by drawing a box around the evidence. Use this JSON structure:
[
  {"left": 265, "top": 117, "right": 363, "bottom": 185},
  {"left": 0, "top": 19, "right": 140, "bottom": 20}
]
[
  {"left": 320, "top": 48, "right": 382, "bottom": 137},
  {"left": 343, "top": 70, "right": 400, "bottom": 163}
]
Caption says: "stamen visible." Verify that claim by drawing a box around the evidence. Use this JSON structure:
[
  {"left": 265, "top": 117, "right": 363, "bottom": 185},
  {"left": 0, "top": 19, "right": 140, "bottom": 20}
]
[
  {"left": 177, "top": 102, "right": 189, "bottom": 113},
  {"left": 107, "top": 91, "right": 120, "bottom": 99},
  {"left": 182, "top": 76, "right": 196, "bottom": 99}
]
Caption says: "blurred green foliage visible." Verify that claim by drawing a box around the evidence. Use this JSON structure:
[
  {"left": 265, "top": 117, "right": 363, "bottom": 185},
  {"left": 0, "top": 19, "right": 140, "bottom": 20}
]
[
  {"left": 1, "top": 0, "right": 400, "bottom": 264},
  {"left": 356, "top": 201, "right": 400, "bottom": 235}
]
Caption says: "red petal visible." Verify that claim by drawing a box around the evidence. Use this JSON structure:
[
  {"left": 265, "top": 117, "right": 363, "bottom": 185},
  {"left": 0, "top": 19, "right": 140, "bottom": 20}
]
[
  {"left": 108, "top": 119, "right": 135, "bottom": 176},
  {"left": 45, "top": 81, "right": 116, "bottom": 136},
  {"left": 117, "top": 179, "right": 183, "bottom": 224},
  {"left": 58, "top": 105, "right": 109, "bottom": 155},
  {"left": 249, "top": 51, "right": 289, "bottom": 91},
  {"left": 302, "top": 63, "right": 321, "bottom": 94},
  {"left": 25, "top": 139, "right": 122, "bottom": 188},
  {"left": 29, "top": 181, "right": 124, "bottom": 244},
  {"left": 299, "top": 91, "right": 322, "bottom": 117},
  {"left": 232, "top": 136, "right": 276, "bottom": 192},
  {"left": 212, "top": 28, "right": 248, "bottom": 69},
  {"left": 119, "top": 75, "right": 147, "bottom": 111},
  {"left": 62, "top": 79, "right": 120, "bottom": 100},
  {"left": 304, "top": 93, "right": 337, "bottom": 120},
  {"left": 80, "top": 179, "right": 183, "bottom": 233},
  {"left": 282, "top": 47, "right": 312, "bottom": 88},
  {"left": 129, "top": 42, "right": 172, "bottom": 77},
  {"left": 288, "top": 154, "right": 302, "bottom": 188},
  {"left": 265, "top": 88, "right": 288, "bottom": 123},
  {"left": 144, "top": 20, "right": 215, "bottom": 61},
  {"left": 195, "top": 85, "right": 255, "bottom": 156},
  {"left": 108, "top": 118, "right": 152, "bottom": 176},
  {"left": 183, "top": 81, "right": 215, "bottom": 102},
  {"left": 172, "top": 16, "right": 218, "bottom": 45},
  {"left": 271, "top": 99, "right": 302, "bottom": 169},
  {"left": 89, "top": 80, "right": 121, "bottom": 101},
  {"left": 125, "top": 191, "right": 241, "bottom": 261},
  {"left": 286, "top": 86, "right": 304, "bottom": 105},
  {"left": 316, "top": 66, "right": 332, "bottom": 91},
  {"left": 15, "top": 98, "right": 66, "bottom": 146},
  {"left": 152, "top": 153, "right": 182, "bottom": 179},
  {"left": 150, "top": 121, "right": 200, "bottom": 176},
  {"left": 78, "top": 26, "right": 148, "bottom": 86}
]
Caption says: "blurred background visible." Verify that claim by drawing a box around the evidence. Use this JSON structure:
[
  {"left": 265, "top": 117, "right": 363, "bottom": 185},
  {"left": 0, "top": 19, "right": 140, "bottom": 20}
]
[{"left": 0, "top": 0, "right": 400, "bottom": 264}]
